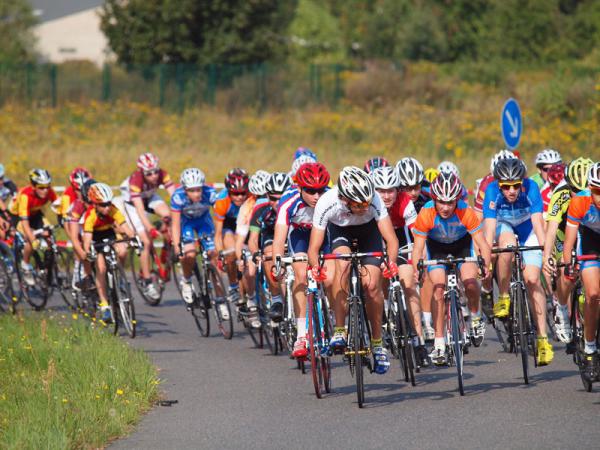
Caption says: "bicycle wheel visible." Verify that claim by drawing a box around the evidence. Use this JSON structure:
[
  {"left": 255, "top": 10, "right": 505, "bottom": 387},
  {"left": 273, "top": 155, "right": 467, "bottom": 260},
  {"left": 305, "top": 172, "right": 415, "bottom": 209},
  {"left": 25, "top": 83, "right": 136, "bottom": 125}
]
[
  {"left": 449, "top": 292, "right": 465, "bottom": 396},
  {"left": 514, "top": 286, "right": 529, "bottom": 384},
  {"left": 129, "top": 249, "right": 162, "bottom": 306},
  {"left": 191, "top": 265, "right": 210, "bottom": 337},
  {"left": 320, "top": 292, "right": 333, "bottom": 393},
  {"left": 385, "top": 299, "right": 400, "bottom": 359},
  {"left": 115, "top": 265, "right": 136, "bottom": 338},
  {"left": 54, "top": 247, "right": 76, "bottom": 309},
  {"left": 0, "top": 257, "right": 15, "bottom": 314},
  {"left": 21, "top": 251, "right": 50, "bottom": 310},
  {"left": 307, "top": 292, "right": 324, "bottom": 398},
  {"left": 172, "top": 259, "right": 185, "bottom": 297},
  {"left": 350, "top": 298, "right": 365, "bottom": 408},
  {"left": 206, "top": 264, "right": 233, "bottom": 339},
  {"left": 394, "top": 288, "right": 415, "bottom": 385}
]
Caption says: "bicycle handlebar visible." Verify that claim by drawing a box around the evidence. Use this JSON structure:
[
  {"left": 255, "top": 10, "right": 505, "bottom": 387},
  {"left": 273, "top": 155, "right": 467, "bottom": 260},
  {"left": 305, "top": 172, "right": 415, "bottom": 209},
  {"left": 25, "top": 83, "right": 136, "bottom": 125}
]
[
  {"left": 321, "top": 251, "right": 384, "bottom": 261},
  {"left": 418, "top": 256, "right": 481, "bottom": 268},
  {"left": 492, "top": 245, "right": 544, "bottom": 254}
]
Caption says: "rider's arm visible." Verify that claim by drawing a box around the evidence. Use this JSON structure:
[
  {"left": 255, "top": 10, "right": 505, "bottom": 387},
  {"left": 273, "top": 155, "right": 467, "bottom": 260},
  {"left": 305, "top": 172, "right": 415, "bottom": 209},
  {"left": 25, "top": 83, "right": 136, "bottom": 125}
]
[
  {"left": 542, "top": 220, "right": 559, "bottom": 262},
  {"left": 563, "top": 223, "right": 578, "bottom": 266},
  {"left": 82, "top": 232, "right": 92, "bottom": 254},
  {"left": 531, "top": 212, "right": 545, "bottom": 248},
  {"left": 307, "top": 227, "right": 325, "bottom": 269},
  {"left": 67, "top": 221, "right": 86, "bottom": 260},
  {"left": 483, "top": 218, "right": 496, "bottom": 249},
  {"left": 21, "top": 219, "right": 36, "bottom": 244},
  {"left": 115, "top": 221, "right": 135, "bottom": 239},
  {"left": 272, "top": 223, "right": 288, "bottom": 260},
  {"left": 131, "top": 197, "right": 154, "bottom": 232},
  {"left": 214, "top": 219, "right": 224, "bottom": 252},
  {"left": 248, "top": 230, "right": 259, "bottom": 254},
  {"left": 471, "top": 230, "right": 491, "bottom": 271},
  {"left": 171, "top": 210, "right": 182, "bottom": 251},
  {"left": 411, "top": 235, "right": 426, "bottom": 275},
  {"left": 377, "top": 216, "right": 399, "bottom": 263}
]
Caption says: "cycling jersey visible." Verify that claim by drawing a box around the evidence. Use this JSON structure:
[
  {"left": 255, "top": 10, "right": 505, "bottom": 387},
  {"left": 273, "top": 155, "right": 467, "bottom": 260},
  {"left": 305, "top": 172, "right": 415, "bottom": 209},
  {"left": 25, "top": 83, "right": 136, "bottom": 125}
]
[
  {"left": 530, "top": 172, "right": 544, "bottom": 189},
  {"left": 58, "top": 186, "right": 78, "bottom": 219},
  {"left": 213, "top": 189, "right": 242, "bottom": 232},
  {"left": 546, "top": 181, "right": 570, "bottom": 242},
  {"left": 312, "top": 187, "right": 388, "bottom": 230},
  {"left": 170, "top": 186, "right": 216, "bottom": 220},
  {"left": 66, "top": 199, "right": 88, "bottom": 224},
  {"left": 473, "top": 173, "right": 494, "bottom": 213},
  {"left": 482, "top": 178, "right": 543, "bottom": 241},
  {"left": 236, "top": 195, "right": 267, "bottom": 238},
  {"left": 9, "top": 186, "right": 58, "bottom": 220},
  {"left": 389, "top": 192, "right": 417, "bottom": 229},
  {"left": 412, "top": 192, "right": 429, "bottom": 213},
  {"left": 249, "top": 202, "right": 277, "bottom": 247},
  {"left": 277, "top": 188, "right": 322, "bottom": 230},
  {"left": 119, "top": 169, "right": 173, "bottom": 204},
  {"left": 0, "top": 178, "right": 17, "bottom": 202},
  {"left": 540, "top": 181, "right": 554, "bottom": 213},
  {"left": 413, "top": 200, "right": 482, "bottom": 244},
  {"left": 83, "top": 205, "right": 126, "bottom": 233},
  {"left": 567, "top": 190, "right": 600, "bottom": 270}
]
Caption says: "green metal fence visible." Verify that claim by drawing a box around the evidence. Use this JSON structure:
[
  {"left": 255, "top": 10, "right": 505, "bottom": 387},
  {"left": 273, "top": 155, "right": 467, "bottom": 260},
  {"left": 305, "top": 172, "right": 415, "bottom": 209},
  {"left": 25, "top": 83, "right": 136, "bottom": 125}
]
[{"left": 0, "top": 62, "right": 355, "bottom": 111}]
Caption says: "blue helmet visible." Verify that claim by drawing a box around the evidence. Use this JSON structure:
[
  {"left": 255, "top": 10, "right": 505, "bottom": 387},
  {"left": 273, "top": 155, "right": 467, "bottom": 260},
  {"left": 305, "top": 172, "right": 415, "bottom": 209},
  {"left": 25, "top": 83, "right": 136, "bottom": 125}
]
[{"left": 293, "top": 147, "right": 317, "bottom": 161}]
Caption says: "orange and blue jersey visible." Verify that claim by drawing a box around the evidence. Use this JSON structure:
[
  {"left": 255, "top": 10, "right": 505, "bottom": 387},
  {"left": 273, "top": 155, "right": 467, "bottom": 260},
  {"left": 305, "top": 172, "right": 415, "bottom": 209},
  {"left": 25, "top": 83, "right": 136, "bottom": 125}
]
[
  {"left": 213, "top": 189, "right": 242, "bottom": 232},
  {"left": 83, "top": 205, "right": 126, "bottom": 233},
  {"left": 567, "top": 190, "right": 600, "bottom": 234},
  {"left": 58, "top": 185, "right": 78, "bottom": 218},
  {"left": 413, "top": 199, "right": 482, "bottom": 244}
]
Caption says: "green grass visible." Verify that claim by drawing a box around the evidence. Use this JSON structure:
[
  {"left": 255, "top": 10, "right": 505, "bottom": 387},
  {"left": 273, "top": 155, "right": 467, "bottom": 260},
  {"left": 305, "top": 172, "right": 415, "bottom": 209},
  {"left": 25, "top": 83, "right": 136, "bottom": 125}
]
[{"left": 0, "top": 312, "right": 160, "bottom": 449}]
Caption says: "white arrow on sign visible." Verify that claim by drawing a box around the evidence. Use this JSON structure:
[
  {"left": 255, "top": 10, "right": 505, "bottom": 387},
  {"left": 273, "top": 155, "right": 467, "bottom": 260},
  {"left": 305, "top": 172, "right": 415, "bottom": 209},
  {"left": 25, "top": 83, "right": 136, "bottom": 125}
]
[{"left": 504, "top": 110, "right": 519, "bottom": 138}]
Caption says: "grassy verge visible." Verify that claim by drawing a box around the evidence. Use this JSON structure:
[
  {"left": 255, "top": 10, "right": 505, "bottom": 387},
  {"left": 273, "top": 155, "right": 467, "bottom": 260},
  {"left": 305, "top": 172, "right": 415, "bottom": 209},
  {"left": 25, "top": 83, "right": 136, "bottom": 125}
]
[{"left": 0, "top": 312, "right": 160, "bottom": 449}]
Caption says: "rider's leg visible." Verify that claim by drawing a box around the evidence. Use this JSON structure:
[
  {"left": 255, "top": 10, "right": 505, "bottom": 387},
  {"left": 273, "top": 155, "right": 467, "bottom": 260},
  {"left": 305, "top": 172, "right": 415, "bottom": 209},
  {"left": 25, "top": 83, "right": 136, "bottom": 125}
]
[
  {"left": 460, "top": 262, "right": 481, "bottom": 314},
  {"left": 398, "top": 264, "right": 423, "bottom": 338},
  {"left": 94, "top": 253, "right": 109, "bottom": 306},
  {"left": 332, "top": 254, "right": 350, "bottom": 329},
  {"left": 222, "top": 231, "right": 238, "bottom": 290},
  {"left": 362, "top": 264, "right": 383, "bottom": 341},
  {"left": 428, "top": 267, "right": 447, "bottom": 342},
  {"left": 420, "top": 275, "right": 434, "bottom": 337},
  {"left": 496, "top": 231, "right": 516, "bottom": 295}
]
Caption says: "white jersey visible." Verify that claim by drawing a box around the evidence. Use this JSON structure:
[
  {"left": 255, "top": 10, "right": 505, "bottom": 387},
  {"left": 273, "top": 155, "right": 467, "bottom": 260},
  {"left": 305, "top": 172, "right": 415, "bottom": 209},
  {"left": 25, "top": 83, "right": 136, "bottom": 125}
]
[{"left": 313, "top": 187, "right": 388, "bottom": 230}]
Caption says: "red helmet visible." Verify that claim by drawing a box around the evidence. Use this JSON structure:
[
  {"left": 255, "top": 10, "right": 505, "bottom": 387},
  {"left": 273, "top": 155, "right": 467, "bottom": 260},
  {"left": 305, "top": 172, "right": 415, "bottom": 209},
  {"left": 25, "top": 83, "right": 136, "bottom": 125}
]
[
  {"left": 363, "top": 157, "right": 389, "bottom": 174},
  {"left": 69, "top": 167, "right": 91, "bottom": 191},
  {"left": 225, "top": 168, "right": 249, "bottom": 192},
  {"left": 295, "top": 162, "right": 330, "bottom": 189},
  {"left": 430, "top": 172, "right": 462, "bottom": 202},
  {"left": 137, "top": 152, "right": 159, "bottom": 171},
  {"left": 547, "top": 162, "right": 566, "bottom": 186}
]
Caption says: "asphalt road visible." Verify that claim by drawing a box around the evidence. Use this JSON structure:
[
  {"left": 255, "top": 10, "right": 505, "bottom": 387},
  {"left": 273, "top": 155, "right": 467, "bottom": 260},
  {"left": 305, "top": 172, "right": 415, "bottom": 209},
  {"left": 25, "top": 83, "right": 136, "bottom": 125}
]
[{"left": 44, "top": 282, "right": 599, "bottom": 450}]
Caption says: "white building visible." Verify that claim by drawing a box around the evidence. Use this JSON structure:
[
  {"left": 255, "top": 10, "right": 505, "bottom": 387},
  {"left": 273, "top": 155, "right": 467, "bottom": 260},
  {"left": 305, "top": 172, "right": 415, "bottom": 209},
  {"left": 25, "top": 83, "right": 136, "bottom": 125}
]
[{"left": 31, "top": 0, "right": 111, "bottom": 66}]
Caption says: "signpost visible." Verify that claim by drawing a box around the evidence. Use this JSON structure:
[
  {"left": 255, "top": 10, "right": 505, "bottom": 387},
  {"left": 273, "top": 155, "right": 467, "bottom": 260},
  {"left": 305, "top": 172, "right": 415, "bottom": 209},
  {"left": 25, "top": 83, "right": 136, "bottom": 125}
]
[{"left": 501, "top": 98, "right": 522, "bottom": 149}]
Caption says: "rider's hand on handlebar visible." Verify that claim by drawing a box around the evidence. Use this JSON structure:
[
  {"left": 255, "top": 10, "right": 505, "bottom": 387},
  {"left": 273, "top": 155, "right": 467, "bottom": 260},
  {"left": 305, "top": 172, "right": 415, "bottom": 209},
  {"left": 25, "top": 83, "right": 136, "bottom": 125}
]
[
  {"left": 564, "top": 264, "right": 578, "bottom": 281},
  {"left": 310, "top": 265, "right": 327, "bottom": 282},
  {"left": 382, "top": 260, "right": 398, "bottom": 279},
  {"left": 270, "top": 265, "right": 284, "bottom": 282},
  {"left": 148, "top": 227, "right": 160, "bottom": 240},
  {"left": 543, "top": 257, "right": 556, "bottom": 278}
]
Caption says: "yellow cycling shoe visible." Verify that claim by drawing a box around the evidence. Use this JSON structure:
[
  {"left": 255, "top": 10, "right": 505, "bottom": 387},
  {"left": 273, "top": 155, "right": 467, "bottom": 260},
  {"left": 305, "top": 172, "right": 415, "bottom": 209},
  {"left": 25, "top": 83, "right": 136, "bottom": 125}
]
[
  {"left": 493, "top": 295, "right": 511, "bottom": 319},
  {"left": 537, "top": 337, "right": 554, "bottom": 366}
]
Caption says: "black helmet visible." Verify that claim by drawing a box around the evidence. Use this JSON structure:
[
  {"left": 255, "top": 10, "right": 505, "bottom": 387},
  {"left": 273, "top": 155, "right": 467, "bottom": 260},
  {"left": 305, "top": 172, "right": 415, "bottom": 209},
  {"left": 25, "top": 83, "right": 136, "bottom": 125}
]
[
  {"left": 81, "top": 178, "right": 97, "bottom": 203},
  {"left": 493, "top": 158, "right": 526, "bottom": 182}
]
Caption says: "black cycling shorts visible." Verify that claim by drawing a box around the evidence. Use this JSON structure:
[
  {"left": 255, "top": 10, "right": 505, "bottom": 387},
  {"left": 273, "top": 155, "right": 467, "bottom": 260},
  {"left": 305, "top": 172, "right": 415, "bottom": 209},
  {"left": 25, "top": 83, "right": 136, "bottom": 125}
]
[
  {"left": 328, "top": 219, "right": 383, "bottom": 267},
  {"left": 426, "top": 233, "right": 474, "bottom": 265}
]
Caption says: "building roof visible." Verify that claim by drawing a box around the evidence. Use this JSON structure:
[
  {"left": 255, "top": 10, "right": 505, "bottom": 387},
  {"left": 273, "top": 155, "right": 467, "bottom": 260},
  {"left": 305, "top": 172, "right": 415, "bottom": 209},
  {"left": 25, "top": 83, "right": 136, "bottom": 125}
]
[{"left": 29, "top": 0, "right": 103, "bottom": 23}]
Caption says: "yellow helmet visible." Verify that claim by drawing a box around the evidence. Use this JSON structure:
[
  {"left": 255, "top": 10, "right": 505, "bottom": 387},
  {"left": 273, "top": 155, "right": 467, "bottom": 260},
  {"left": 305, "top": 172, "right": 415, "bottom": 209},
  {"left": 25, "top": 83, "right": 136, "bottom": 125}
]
[
  {"left": 565, "top": 157, "right": 593, "bottom": 191},
  {"left": 424, "top": 168, "right": 439, "bottom": 183}
]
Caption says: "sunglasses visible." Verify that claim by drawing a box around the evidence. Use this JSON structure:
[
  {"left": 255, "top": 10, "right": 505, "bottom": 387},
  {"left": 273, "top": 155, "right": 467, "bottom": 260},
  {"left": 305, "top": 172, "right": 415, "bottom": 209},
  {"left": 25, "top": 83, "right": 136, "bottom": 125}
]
[
  {"left": 591, "top": 187, "right": 600, "bottom": 195},
  {"left": 230, "top": 191, "right": 247, "bottom": 197},
  {"left": 500, "top": 182, "right": 522, "bottom": 191},
  {"left": 539, "top": 166, "right": 553, "bottom": 173},
  {"left": 436, "top": 199, "right": 456, "bottom": 206},
  {"left": 268, "top": 195, "right": 282, "bottom": 202},
  {"left": 185, "top": 187, "right": 202, "bottom": 193},
  {"left": 401, "top": 184, "right": 421, "bottom": 191},
  {"left": 302, "top": 187, "right": 326, "bottom": 195},
  {"left": 143, "top": 169, "right": 160, "bottom": 176},
  {"left": 96, "top": 202, "right": 111, "bottom": 208},
  {"left": 347, "top": 199, "right": 369, "bottom": 209},
  {"left": 35, "top": 185, "right": 50, "bottom": 190}
]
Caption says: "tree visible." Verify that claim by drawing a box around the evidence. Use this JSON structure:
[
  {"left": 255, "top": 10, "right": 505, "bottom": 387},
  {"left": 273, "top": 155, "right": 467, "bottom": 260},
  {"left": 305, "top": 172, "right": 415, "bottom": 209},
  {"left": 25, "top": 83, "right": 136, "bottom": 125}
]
[
  {"left": 0, "top": 0, "right": 37, "bottom": 64},
  {"left": 100, "top": 0, "right": 297, "bottom": 66}
]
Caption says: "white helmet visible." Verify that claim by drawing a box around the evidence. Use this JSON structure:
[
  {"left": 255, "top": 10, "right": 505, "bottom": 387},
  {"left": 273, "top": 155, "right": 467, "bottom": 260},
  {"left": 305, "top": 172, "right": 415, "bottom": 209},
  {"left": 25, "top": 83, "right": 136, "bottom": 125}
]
[
  {"left": 371, "top": 166, "right": 400, "bottom": 190},
  {"left": 490, "top": 149, "right": 517, "bottom": 172},
  {"left": 535, "top": 148, "right": 561, "bottom": 166},
  {"left": 396, "top": 157, "right": 424, "bottom": 186},
  {"left": 88, "top": 182, "right": 114, "bottom": 204},
  {"left": 290, "top": 154, "right": 317, "bottom": 177},
  {"left": 249, "top": 171, "right": 270, "bottom": 196},
  {"left": 338, "top": 166, "right": 374, "bottom": 203},
  {"left": 437, "top": 161, "right": 460, "bottom": 177},
  {"left": 430, "top": 172, "right": 462, "bottom": 202},
  {"left": 588, "top": 162, "right": 600, "bottom": 188},
  {"left": 180, "top": 168, "right": 205, "bottom": 189},
  {"left": 266, "top": 172, "right": 292, "bottom": 195}
]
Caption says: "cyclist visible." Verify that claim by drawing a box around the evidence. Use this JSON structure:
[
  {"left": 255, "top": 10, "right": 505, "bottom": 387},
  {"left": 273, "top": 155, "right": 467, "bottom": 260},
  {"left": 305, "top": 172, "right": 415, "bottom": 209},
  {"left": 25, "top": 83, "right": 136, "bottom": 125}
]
[
  {"left": 115, "top": 152, "right": 175, "bottom": 301},
  {"left": 541, "top": 163, "right": 566, "bottom": 214},
  {"left": 308, "top": 166, "right": 400, "bottom": 375},
  {"left": 422, "top": 168, "right": 439, "bottom": 198},
  {"left": 363, "top": 157, "right": 389, "bottom": 174},
  {"left": 82, "top": 182, "right": 138, "bottom": 322},
  {"left": 170, "top": 168, "right": 220, "bottom": 309},
  {"left": 59, "top": 168, "right": 91, "bottom": 226},
  {"left": 411, "top": 172, "right": 491, "bottom": 365},
  {"left": 397, "top": 157, "right": 434, "bottom": 340},
  {"left": 272, "top": 162, "right": 333, "bottom": 358},
  {"left": 543, "top": 157, "right": 593, "bottom": 344},
  {"left": 234, "top": 170, "right": 270, "bottom": 308},
  {"left": 371, "top": 166, "right": 429, "bottom": 366},
  {"left": 0, "top": 163, "right": 18, "bottom": 205},
  {"left": 214, "top": 168, "right": 249, "bottom": 302},
  {"left": 563, "top": 162, "right": 600, "bottom": 381},
  {"left": 247, "top": 172, "right": 291, "bottom": 321},
  {"left": 531, "top": 149, "right": 562, "bottom": 189},
  {"left": 9, "top": 169, "right": 58, "bottom": 286},
  {"left": 482, "top": 158, "right": 554, "bottom": 365},
  {"left": 438, "top": 161, "right": 469, "bottom": 201}
]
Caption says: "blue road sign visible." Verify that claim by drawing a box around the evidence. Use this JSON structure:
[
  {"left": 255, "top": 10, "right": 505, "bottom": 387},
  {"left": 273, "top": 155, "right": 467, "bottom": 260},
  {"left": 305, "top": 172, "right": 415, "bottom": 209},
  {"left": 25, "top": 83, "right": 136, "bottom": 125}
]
[{"left": 501, "top": 98, "right": 522, "bottom": 149}]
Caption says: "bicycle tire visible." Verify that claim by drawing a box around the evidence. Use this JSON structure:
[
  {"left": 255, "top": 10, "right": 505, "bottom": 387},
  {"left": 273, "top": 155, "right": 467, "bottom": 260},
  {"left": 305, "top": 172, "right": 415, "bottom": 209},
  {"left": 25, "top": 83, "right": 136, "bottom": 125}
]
[
  {"left": 22, "top": 251, "right": 49, "bottom": 310},
  {"left": 449, "top": 291, "right": 465, "bottom": 396},
  {"left": 172, "top": 259, "right": 185, "bottom": 297},
  {"left": 351, "top": 298, "right": 365, "bottom": 408},
  {"left": 0, "top": 257, "right": 15, "bottom": 314},
  {"left": 115, "top": 265, "right": 136, "bottom": 338},
  {"left": 206, "top": 264, "right": 233, "bottom": 339},
  {"left": 307, "top": 292, "right": 323, "bottom": 398},
  {"left": 54, "top": 247, "right": 76, "bottom": 310},
  {"left": 394, "top": 288, "right": 413, "bottom": 384},
  {"left": 320, "top": 292, "right": 333, "bottom": 393},
  {"left": 514, "top": 286, "right": 529, "bottom": 384},
  {"left": 191, "top": 265, "right": 210, "bottom": 337}
]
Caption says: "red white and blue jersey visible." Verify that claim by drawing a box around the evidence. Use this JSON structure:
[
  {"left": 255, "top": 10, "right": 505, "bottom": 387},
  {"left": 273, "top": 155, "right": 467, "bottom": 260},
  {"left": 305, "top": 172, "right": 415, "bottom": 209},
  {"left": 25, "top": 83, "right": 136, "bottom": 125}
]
[{"left": 276, "top": 187, "right": 322, "bottom": 230}]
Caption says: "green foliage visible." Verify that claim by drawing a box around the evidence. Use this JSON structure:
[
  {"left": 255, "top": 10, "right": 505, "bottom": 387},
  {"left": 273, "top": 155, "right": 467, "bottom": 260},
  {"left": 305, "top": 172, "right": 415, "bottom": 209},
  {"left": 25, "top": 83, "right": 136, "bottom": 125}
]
[
  {"left": 0, "top": 0, "right": 37, "bottom": 64},
  {"left": 0, "top": 313, "right": 159, "bottom": 449},
  {"left": 288, "top": 0, "right": 344, "bottom": 63},
  {"left": 100, "top": 0, "right": 298, "bottom": 66}
]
